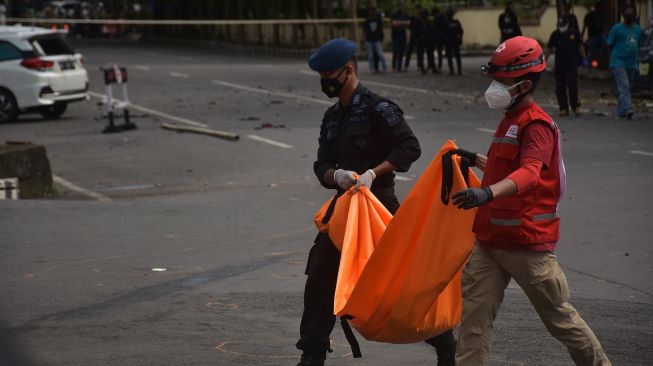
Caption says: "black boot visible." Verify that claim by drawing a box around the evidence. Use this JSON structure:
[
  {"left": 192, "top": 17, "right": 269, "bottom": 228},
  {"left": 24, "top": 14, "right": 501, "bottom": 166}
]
[
  {"left": 296, "top": 352, "right": 326, "bottom": 366},
  {"left": 425, "top": 330, "right": 457, "bottom": 366}
]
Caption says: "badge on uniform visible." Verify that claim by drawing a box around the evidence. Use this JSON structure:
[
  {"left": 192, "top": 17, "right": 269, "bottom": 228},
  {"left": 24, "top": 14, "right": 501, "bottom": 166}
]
[
  {"left": 505, "top": 125, "right": 519, "bottom": 138},
  {"left": 375, "top": 101, "right": 401, "bottom": 127}
]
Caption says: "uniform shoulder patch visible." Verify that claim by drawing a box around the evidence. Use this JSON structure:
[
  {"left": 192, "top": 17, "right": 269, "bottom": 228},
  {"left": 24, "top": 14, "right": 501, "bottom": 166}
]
[{"left": 374, "top": 101, "right": 402, "bottom": 127}]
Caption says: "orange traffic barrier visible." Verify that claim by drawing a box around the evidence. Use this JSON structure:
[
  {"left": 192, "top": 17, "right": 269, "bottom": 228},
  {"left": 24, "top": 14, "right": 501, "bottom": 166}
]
[{"left": 314, "top": 140, "right": 480, "bottom": 343}]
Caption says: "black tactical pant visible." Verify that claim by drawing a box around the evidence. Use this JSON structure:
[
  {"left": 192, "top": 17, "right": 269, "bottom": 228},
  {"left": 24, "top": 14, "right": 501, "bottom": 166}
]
[
  {"left": 296, "top": 193, "right": 456, "bottom": 364},
  {"left": 555, "top": 64, "right": 579, "bottom": 111},
  {"left": 446, "top": 43, "right": 462, "bottom": 75}
]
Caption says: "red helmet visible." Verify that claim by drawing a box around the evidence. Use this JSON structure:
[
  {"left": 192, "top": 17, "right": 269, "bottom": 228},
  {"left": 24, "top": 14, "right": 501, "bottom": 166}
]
[{"left": 481, "top": 36, "right": 546, "bottom": 78}]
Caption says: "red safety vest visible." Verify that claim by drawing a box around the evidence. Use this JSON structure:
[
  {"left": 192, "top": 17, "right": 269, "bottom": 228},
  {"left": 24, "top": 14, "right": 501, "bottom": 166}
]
[{"left": 473, "top": 102, "right": 566, "bottom": 244}]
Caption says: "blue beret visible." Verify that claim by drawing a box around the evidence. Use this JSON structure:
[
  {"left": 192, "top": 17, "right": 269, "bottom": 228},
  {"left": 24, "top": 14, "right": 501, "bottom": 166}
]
[{"left": 308, "top": 38, "right": 358, "bottom": 72}]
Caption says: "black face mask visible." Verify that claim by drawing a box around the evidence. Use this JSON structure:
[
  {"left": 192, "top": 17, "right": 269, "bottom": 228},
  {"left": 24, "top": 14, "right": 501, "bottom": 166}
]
[{"left": 320, "top": 67, "right": 348, "bottom": 98}]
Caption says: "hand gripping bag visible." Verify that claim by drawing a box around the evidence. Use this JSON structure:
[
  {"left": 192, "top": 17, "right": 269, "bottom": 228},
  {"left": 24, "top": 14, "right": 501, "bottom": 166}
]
[{"left": 313, "top": 140, "right": 480, "bottom": 344}]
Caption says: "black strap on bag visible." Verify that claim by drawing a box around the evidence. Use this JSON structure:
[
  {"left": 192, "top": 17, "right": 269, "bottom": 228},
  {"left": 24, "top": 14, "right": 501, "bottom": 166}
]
[
  {"left": 441, "top": 150, "right": 472, "bottom": 205},
  {"left": 322, "top": 190, "right": 345, "bottom": 225},
  {"left": 340, "top": 316, "right": 362, "bottom": 358}
]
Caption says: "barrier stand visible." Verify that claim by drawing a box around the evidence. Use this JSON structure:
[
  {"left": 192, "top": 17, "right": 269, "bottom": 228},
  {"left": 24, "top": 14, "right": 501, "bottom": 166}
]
[
  {"left": 0, "top": 178, "right": 19, "bottom": 200},
  {"left": 100, "top": 65, "right": 137, "bottom": 133}
]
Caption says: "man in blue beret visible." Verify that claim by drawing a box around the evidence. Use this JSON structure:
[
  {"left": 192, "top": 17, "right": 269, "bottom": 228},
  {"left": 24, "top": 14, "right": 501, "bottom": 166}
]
[{"left": 296, "top": 38, "right": 456, "bottom": 366}]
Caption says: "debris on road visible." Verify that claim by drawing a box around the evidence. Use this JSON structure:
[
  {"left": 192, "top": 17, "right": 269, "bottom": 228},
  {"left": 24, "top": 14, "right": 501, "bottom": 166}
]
[
  {"left": 161, "top": 123, "right": 239, "bottom": 141},
  {"left": 254, "top": 123, "right": 286, "bottom": 130}
]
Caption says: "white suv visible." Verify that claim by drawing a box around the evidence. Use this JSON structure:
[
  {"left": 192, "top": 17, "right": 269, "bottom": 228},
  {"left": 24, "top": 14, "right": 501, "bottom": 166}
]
[{"left": 0, "top": 25, "right": 89, "bottom": 123}]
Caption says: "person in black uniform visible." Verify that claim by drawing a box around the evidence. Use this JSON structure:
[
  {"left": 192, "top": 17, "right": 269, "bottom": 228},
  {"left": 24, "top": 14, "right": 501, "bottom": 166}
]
[
  {"left": 546, "top": 17, "right": 588, "bottom": 116},
  {"left": 391, "top": 6, "right": 410, "bottom": 72},
  {"left": 404, "top": 5, "right": 423, "bottom": 71},
  {"left": 296, "top": 38, "right": 457, "bottom": 366},
  {"left": 417, "top": 8, "right": 437, "bottom": 74},
  {"left": 444, "top": 8, "right": 464, "bottom": 75},
  {"left": 498, "top": 2, "right": 522, "bottom": 42},
  {"left": 432, "top": 6, "right": 446, "bottom": 71}
]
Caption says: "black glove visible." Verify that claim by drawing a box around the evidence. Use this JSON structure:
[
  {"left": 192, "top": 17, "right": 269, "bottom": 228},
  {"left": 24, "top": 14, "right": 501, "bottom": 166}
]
[
  {"left": 452, "top": 187, "right": 493, "bottom": 209},
  {"left": 451, "top": 149, "right": 477, "bottom": 167}
]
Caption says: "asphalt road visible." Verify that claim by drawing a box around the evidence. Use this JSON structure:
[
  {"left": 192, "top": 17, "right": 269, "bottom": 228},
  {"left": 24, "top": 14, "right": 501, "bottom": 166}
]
[{"left": 1, "top": 39, "right": 652, "bottom": 366}]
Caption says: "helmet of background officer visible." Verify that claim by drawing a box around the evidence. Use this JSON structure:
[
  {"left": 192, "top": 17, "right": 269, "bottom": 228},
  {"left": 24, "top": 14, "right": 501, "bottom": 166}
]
[
  {"left": 308, "top": 38, "right": 358, "bottom": 98},
  {"left": 446, "top": 7, "right": 455, "bottom": 19},
  {"left": 558, "top": 16, "right": 569, "bottom": 33},
  {"left": 481, "top": 36, "right": 546, "bottom": 110},
  {"left": 623, "top": 6, "right": 636, "bottom": 25}
]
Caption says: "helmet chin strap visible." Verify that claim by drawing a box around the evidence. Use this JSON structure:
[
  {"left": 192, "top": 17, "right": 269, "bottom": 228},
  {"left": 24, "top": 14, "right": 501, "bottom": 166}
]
[{"left": 506, "top": 82, "right": 528, "bottom": 110}]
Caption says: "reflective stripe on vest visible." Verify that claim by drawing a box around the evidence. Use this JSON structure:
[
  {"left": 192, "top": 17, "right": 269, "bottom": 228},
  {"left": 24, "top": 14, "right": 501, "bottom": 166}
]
[
  {"left": 490, "top": 212, "right": 559, "bottom": 226},
  {"left": 492, "top": 136, "right": 520, "bottom": 145},
  {"left": 490, "top": 218, "right": 522, "bottom": 226},
  {"left": 532, "top": 212, "right": 560, "bottom": 221}
]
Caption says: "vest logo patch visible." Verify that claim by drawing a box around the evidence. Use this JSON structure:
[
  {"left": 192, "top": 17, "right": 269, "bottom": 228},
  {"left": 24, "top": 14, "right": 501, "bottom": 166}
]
[{"left": 505, "top": 125, "right": 519, "bottom": 138}]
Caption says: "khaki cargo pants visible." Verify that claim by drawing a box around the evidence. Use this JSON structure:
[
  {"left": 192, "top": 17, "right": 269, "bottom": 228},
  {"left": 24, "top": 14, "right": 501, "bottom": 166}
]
[{"left": 456, "top": 244, "right": 612, "bottom": 366}]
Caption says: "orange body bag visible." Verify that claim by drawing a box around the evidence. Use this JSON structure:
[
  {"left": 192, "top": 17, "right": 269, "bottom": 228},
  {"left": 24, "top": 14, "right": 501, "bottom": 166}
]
[{"left": 313, "top": 140, "right": 480, "bottom": 343}]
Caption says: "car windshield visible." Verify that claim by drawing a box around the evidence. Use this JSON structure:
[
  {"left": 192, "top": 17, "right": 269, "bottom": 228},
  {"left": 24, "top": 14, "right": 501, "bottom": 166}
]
[{"left": 30, "top": 34, "right": 75, "bottom": 56}]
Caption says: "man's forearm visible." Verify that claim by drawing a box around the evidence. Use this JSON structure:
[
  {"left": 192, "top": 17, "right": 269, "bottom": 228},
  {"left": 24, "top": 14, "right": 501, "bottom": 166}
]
[
  {"left": 323, "top": 168, "right": 337, "bottom": 186},
  {"left": 488, "top": 178, "right": 517, "bottom": 199},
  {"left": 372, "top": 160, "right": 397, "bottom": 177},
  {"left": 475, "top": 154, "right": 488, "bottom": 172}
]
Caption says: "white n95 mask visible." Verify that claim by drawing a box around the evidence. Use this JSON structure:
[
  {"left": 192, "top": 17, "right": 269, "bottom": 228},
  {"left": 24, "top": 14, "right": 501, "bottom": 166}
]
[{"left": 484, "top": 80, "right": 524, "bottom": 110}]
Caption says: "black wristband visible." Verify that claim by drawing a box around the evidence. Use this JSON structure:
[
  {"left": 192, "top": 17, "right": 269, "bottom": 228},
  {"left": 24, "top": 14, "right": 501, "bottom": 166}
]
[{"left": 483, "top": 186, "right": 494, "bottom": 201}]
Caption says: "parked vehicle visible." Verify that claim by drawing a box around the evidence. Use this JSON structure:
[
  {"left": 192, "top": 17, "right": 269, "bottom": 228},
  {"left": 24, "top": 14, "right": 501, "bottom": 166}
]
[{"left": 0, "top": 25, "right": 88, "bottom": 123}]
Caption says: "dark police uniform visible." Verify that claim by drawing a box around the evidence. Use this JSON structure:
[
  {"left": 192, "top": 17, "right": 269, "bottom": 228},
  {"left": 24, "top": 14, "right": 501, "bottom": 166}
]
[
  {"left": 298, "top": 38, "right": 457, "bottom": 366},
  {"left": 444, "top": 12, "right": 464, "bottom": 75},
  {"left": 548, "top": 25, "right": 583, "bottom": 112}
]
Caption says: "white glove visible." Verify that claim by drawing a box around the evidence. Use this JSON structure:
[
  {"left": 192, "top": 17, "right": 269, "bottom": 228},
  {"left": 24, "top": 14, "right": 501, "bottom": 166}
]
[
  {"left": 355, "top": 169, "right": 376, "bottom": 191},
  {"left": 334, "top": 169, "right": 357, "bottom": 190}
]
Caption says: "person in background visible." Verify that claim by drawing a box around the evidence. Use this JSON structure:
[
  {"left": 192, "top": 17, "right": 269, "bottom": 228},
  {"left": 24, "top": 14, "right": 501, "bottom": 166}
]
[
  {"left": 498, "top": 1, "right": 522, "bottom": 42},
  {"left": 391, "top": 6, "right": 410, "bottom": 72},
  {"left": 0, "top": 1, "right": 7, "bottom": 25},
  {"left": 417, "top": 8, "right": 437, "bottom": 74},
  {"left": 404, "top": 4, "right": 423, "bottom": 71},
  {"left": 582, "top": 2, "right": 607, "bottom": 63},
  {"left": 443, "top": 7, "right": 463, "bottom": 76},
  {"left": 546, "top": 16, "right": 588, "bottom": 116},
  {"left": 607, "top": 6, "right": 642, "bottom": 119},
  {"left": 432, "top": 6, "right": 446, "bottom": 72},
  {"left": 363, "top": 7, "right": 387, "bottom": 73}
]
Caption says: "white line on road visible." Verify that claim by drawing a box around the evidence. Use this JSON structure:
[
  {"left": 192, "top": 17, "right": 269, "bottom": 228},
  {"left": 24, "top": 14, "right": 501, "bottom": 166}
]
[
  {"left": 53, "top": 176, "right": 111, "bottom": 202},
  {"left": 629, "top": 150, "right": 653, "bottom": 157},
  {"left": 88, "top": 91, "right": 209, "bottom": 128},
  {"left": 213, "top": 79, "right": 332, "bottom": 106},
  {"left": 395, "top": 175, "right": 412, "bottom": 181},
  {"left": 134, "top": 65, "right": 150, "bottom": 71},
  {"left": 170, "top": 72, "right": 189, "bottom": 78},
  {"left": 247, "top": 135, "right": 293, "bottom": 149},
  {"left": 299, "top": 70, "right": 473, "bottom": 100},
  {"left": 476, "top": 128, "right": 495, "bottom": 134}
]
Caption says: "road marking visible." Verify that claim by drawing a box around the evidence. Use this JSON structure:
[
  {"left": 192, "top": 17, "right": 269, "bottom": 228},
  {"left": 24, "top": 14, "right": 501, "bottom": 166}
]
[
  {"left": 170, "top": 72, "right": 189, "bottom": 78},
  {"left": 629, "top": 150, "right": 653, "bottom": 157},
  {"left": 134, "top": 65, "right": 150, "bottom": 71},
  {"left": 53, "top": 176, "right": 111, "bottom": 202},
  {"left": 395, "top": 175, "right": 412, "bottom": 181},
  {"left": 99, "top": 184, "right": 156, "bottom": 192},
  {"left": 247, "top": 134, "right": 293, "bottom": 149},
  {"left": 88, "top": 91, "right": 209, "bottom": 128},
  {"left": 299, "top": 70, "right": 473, "bottom": 100},
  {"left": 476, "top": 128, "right": 495, "bottom": 134},
  {"left": 213, "top": 79, "right": 333, "bottom": 106}
]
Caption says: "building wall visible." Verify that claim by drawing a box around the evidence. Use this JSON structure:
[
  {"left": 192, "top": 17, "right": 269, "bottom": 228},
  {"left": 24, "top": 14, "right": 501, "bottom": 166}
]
[{"left": 457, "top": 6, "right": 589, "bottom": 48}]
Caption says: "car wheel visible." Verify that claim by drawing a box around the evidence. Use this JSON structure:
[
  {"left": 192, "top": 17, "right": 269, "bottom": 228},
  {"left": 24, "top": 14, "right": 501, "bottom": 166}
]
[
  {"left": 39, "top": 102, "right": 68, "bottom": 120},
  {"left": 0, "top": 88, "right": 19, "bottom": 123}
]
